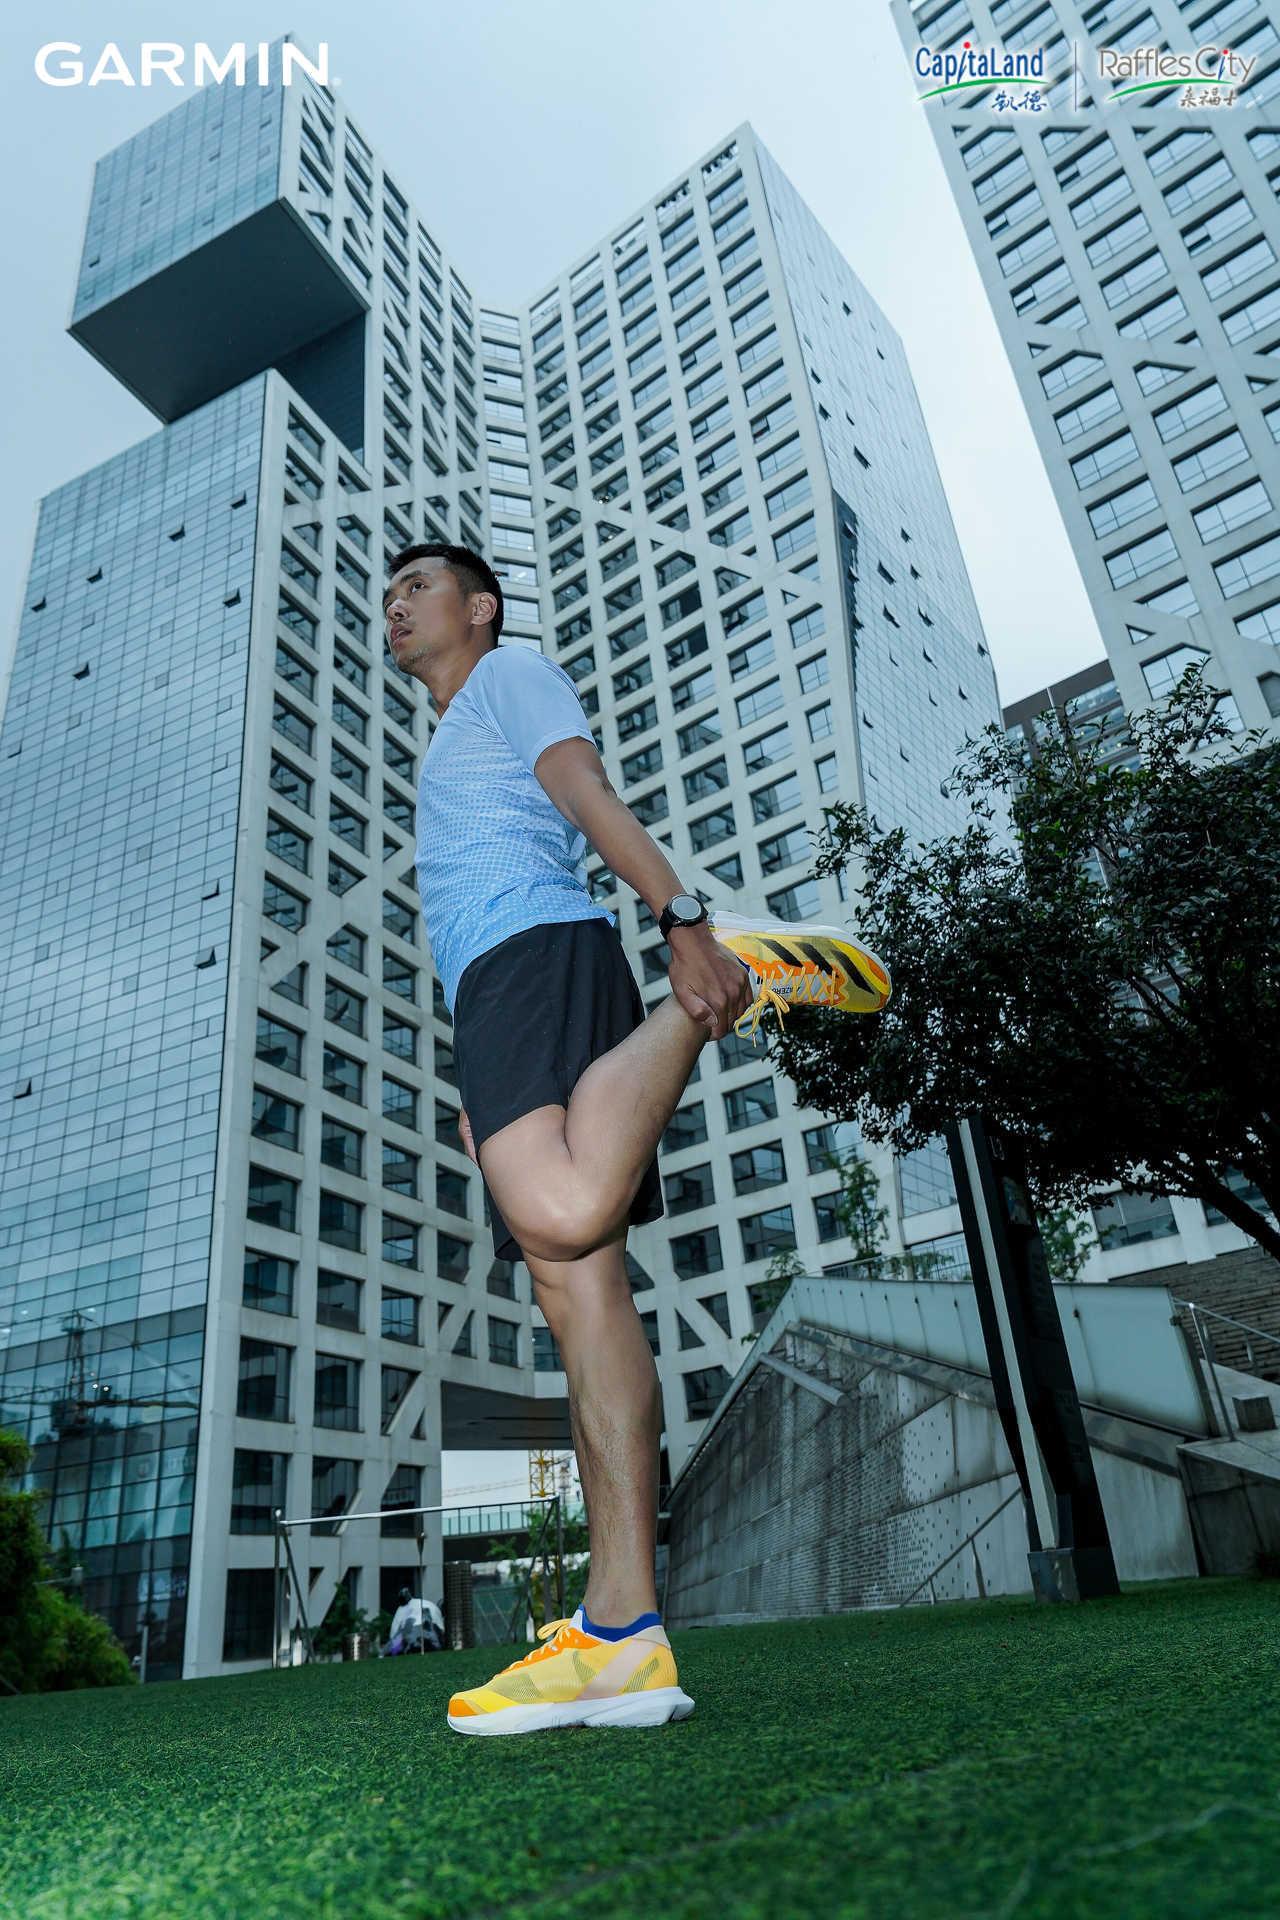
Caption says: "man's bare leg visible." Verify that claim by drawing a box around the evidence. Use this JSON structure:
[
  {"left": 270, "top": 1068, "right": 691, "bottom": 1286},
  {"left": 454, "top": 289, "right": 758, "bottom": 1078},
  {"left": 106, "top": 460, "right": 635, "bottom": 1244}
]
[
  {"left": 523, "top": 1224, "right": 661, "bottom": 1626},
  {"left": 562, "top": 995, "right": 712, "bottom": 1209},
  {"left": 460, "top": 990, "right": 730, "bottom": 1261}
]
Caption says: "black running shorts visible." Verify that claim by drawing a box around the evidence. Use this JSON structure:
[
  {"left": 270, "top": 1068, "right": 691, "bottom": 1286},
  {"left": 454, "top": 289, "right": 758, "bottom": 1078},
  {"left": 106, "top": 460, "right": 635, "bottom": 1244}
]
[{"left": 451, "top": 917, "right": 665, "bottom": 1263}]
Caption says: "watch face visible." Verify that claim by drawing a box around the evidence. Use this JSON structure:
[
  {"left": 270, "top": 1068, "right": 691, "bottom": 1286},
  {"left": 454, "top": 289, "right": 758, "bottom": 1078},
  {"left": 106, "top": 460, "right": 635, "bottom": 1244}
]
[{"left": 671, "top": 894, "right": 703, "bottom": 920}]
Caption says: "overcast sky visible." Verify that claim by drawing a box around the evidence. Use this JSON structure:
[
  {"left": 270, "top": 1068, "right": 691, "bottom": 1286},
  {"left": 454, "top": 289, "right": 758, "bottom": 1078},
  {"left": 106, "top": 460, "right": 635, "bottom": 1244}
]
[{"left": 0, "top": 0, "right": 1104, "bottom": 1506}]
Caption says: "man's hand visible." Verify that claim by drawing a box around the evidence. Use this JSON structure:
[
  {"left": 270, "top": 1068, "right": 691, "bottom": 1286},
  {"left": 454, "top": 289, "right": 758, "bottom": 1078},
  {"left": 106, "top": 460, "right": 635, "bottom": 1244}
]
[
  {"left": 666, "top": 925, "right": 755, "bottom": 1040},
  {"left": 458, "top": 1108, "right": 480, "bottom": 1167}
]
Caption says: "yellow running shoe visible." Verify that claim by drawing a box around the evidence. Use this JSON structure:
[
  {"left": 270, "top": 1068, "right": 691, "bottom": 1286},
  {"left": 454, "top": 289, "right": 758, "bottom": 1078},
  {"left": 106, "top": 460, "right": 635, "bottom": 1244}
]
[
  {"left": 446, "top": 1606, "right": 694, "bottom": 1736},
  {"left": 709, "top": 908, "right": 891, "bottom": 1045}
]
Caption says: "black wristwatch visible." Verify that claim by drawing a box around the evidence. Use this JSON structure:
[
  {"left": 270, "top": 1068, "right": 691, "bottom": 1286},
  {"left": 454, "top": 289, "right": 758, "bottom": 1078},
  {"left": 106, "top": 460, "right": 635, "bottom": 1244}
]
[{"left": 659, "top": 892, "right": 709, "bottom": 941}]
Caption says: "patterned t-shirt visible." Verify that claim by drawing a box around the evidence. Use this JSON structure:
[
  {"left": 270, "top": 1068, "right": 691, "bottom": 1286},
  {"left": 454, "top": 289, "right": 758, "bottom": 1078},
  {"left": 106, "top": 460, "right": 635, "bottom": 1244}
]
[{"left": 415, "top": 644, "right": 616, "bottom": 1015}]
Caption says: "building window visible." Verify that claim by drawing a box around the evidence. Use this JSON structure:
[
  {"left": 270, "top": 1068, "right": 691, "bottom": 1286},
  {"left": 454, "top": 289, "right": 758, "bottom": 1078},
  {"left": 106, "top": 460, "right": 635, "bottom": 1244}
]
[
  {"left": 724, "top": 1078, "right": 778, "bottom": 1131},
  {"left": 314, "top": 1353, "right": 361, "bottom": 1430},
  {"left": 1214, "top": 532, "right": 1280, "bottom": 599},
  {"left": 670, "top": 1227, "right": 723, "bottom": 1279},
  {"left": 236, "top": 1338, "right": 292, "bottom": 1422},
  {"left": 899, "top": 1137, "right": 957, "bottom": 1215},
  {"left": 243, "top": 1252, "right": 295, "bottom": 1315},
  {"left": 663, "top": 1163, "right": 715, "bottom": 1214},
  {"left": 740, "top": 1205, "right": 796, "bottom": 1264},
  {"left": 317, "top": 1270, "right": 362, "bottom": 1331},
  {"left": 730, "top": 1141, "right": 787, "bottom": 1194},
  {"left": 683, "top": 1365, "right": 730, "bottom": 1420},
  {"left": 222, "top": 1570, "right": 275, "bottom": 1662},
  {"left": 230, "top": 1451, "right": 288, "bottom": 1534},
  {"left": 381, "top": 1288, "right": 420, "bottom": 1343},
  {"left": 662, "top": 1101, "right": 708, "bottom": 1152},
  {"left": 488, "top": 1317, "right": 519, "bottom": 1368},
  {"left": 1105, "top": 527, "right": 1178, "bottom": 589},
  {"left": 1192, "top": 480, "right": 1272, "bottom": 545},
  {"left": 381, "top": 1364, "right": 417, "bottom": 1431},
  {"left": 1090, "top": 1191, "right": 1178, "bottom": 1249}
]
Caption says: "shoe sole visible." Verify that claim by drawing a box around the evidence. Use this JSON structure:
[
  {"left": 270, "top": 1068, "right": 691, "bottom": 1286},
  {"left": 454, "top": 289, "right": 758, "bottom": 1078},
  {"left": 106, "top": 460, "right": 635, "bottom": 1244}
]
[{"left": 447, "top": 1685, "right": 696, "bottom": 1736}]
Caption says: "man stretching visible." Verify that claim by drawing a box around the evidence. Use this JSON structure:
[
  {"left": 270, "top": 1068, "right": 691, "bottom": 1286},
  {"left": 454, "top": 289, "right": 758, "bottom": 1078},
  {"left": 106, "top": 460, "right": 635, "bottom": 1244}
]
[{"left": 386, "top": 544, "right": 889, "bottom": 1736}]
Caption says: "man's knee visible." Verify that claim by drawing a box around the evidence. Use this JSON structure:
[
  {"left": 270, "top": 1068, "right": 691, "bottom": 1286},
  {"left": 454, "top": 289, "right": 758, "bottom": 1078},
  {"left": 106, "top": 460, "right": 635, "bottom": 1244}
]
[
  {"left": 517, "top": 1191, "right": 616, "bottom": 1264},
  {"left": 476, "top": 1106, "right": 622, "bottom": 1260},
  {"left": 493, "top": 1169, "right": 607, "bottom": 1263}
]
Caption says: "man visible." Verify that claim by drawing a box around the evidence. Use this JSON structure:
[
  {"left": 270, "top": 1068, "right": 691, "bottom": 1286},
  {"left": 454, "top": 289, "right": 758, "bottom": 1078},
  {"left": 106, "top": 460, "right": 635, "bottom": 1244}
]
[
  {"left": 381, "top": 1586, "right": 443, "bottom": 1656},
  {"left": 386, "top": 544, "right": 889, "bottom": 1736}
]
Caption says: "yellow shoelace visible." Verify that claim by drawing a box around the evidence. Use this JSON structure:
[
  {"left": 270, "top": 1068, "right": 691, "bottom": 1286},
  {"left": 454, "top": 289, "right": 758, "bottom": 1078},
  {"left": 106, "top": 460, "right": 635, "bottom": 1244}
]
[
  {"left": 734, "top": 977, "right": 792, "bottom": 1046},
  {"left": 499, "top": 1617, "right": 577, "bottom": 1672}
]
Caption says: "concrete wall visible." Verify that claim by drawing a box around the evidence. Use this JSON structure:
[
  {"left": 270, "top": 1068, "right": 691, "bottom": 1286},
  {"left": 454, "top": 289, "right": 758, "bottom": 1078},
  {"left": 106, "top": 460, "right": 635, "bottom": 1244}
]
[{"left": 664, "top": 1327, "right": 1198, "bottom": 1627}]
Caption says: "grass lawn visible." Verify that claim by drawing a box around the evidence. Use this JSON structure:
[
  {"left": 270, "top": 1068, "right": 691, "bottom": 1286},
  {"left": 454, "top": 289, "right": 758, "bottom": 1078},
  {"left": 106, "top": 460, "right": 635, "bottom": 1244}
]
[{"left": 1, "top": 1577, "right": 1277, "bottom": 1920}]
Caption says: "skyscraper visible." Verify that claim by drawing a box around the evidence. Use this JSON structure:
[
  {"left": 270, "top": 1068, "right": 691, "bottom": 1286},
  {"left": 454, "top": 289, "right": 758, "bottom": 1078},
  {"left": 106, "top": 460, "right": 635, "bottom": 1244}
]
[
  {"left": 0, "top": 34, "right": 1002, "bottom": 1677},
  {"left": 893, "top": 0, "right": 1280, "bottom": 736}
]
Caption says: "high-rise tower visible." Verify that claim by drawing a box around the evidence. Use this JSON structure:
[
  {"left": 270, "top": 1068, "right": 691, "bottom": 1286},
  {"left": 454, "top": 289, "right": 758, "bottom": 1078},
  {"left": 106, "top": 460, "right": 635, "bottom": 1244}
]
[{"left": 893, "top": 0, "right": 1280, "bottom": 735}]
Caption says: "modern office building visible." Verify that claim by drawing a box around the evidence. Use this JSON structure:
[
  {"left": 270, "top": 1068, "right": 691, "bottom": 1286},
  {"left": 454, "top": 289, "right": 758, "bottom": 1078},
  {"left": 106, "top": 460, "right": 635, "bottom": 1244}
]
[
  {"left": 0, "top": 34, "right": 1004, "bottom": 1677},
  {"left": 893, "top": 0, "right": 1280, "bottom": 743}
]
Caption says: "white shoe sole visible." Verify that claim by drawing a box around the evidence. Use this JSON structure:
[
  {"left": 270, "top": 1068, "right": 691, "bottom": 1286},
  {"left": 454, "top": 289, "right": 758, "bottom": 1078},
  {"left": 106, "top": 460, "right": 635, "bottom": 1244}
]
[
  {"left": 447, "top": 1685, "right": 696, "bottom": 1736},
  {"left": 710, "top": 911, "right": 884, "bottom": 962}
]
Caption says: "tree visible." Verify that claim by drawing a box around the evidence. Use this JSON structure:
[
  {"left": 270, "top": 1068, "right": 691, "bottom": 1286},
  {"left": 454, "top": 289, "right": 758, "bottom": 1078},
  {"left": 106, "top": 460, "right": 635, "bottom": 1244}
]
[
  {"left": 0, "top": 1428, "right": 135, "bottom": 1693},
  {"left": 1039, "top": 1206, "right": 1099, "bottom": 1284},
  {"left": 759, "top": 671, "right": 1280, "bottom": 1258}
]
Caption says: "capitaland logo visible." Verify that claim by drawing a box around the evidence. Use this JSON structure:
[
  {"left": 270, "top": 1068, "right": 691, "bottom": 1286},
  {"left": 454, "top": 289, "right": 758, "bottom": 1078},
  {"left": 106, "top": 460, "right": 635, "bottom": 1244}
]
[
  {"left": 34, "top": 42, "right": 331, "bottom": 87},
  {"left": 1098, "top": 43, "right": 1256, "bottom": 102},
  {"left": 915, "top": 39, "right": 1047, "bottom": 100}
]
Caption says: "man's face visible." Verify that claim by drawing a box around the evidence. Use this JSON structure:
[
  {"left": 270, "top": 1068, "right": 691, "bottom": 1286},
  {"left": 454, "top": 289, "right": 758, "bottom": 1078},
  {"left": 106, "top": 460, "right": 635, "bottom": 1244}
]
[{"left": 382, "top": 557, "right": 471, "bottom": 672}]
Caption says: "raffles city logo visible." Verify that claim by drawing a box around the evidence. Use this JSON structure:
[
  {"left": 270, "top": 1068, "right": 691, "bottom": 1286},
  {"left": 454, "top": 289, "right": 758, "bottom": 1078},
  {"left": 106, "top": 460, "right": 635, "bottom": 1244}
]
[{"left": 1098, "top": 43, "right": 1258, "bottom": 104}]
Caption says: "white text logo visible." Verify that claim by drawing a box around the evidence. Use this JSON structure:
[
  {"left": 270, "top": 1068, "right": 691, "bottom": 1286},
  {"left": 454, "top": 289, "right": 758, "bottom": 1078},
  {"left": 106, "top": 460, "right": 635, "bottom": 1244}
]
[{"left": 34, "top": 43, "right": 330, "bottom": 87}]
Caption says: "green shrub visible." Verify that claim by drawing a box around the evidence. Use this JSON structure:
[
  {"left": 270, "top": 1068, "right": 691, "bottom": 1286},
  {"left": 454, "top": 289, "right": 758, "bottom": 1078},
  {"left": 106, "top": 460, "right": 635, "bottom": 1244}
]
[{"left": 0, "top": 1427, "right": 136, "bottom": 1694}]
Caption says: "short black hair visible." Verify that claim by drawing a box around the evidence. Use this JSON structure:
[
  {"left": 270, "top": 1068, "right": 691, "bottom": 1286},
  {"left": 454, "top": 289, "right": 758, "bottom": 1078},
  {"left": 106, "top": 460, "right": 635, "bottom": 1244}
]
[{"left": 384, "top": 543, "right": 504, "bottom": 645}]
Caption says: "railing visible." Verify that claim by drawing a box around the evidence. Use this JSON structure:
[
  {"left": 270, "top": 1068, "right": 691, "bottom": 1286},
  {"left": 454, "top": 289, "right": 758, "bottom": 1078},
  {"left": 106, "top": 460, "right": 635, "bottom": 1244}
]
[
  {"left": 270, "top": 1494, "right": 570, "bottom": 1669},
  {"left": 442, "top": 1498, "right": 584, "bottom": 1537},
  {"left": 1173, "top": 1299, "right": 1280, "bottom": 1439}
]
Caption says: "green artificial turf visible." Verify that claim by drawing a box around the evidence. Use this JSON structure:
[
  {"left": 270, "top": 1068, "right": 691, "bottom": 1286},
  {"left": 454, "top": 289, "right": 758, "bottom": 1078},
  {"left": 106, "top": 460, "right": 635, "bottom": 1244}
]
[{"left": 1, "top": 1577, "right": 1278, "bottom": 1920}]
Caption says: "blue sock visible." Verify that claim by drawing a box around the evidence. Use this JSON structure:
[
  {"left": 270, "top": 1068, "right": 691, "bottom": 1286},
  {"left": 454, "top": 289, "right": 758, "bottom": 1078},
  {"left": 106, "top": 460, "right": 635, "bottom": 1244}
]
[{"left": 579, "top": 1604, "right": 661, "bottom": 1640}]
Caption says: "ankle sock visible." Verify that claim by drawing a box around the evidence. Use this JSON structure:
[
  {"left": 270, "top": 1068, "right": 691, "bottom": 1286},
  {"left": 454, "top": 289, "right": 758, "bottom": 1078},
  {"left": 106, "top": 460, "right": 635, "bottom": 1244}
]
[{"left": 580, "top": 1605, "right": 661, "bottom": 1641}]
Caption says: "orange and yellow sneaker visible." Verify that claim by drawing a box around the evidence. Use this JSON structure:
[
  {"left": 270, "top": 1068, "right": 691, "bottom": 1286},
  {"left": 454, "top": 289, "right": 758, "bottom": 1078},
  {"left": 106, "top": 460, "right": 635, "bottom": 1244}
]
[
  {"left": 708, "top": 908, "right": 892, "bottom": 1045},
  {"left": 446, "top": 1605, "right": 694, "bottom": 1737}
]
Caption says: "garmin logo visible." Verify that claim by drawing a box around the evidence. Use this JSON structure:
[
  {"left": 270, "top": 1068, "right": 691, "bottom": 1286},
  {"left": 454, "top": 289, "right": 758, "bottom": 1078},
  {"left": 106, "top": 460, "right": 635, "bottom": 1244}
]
[{"left": 34, "top": 42, "right": 331, "bottom": 87}]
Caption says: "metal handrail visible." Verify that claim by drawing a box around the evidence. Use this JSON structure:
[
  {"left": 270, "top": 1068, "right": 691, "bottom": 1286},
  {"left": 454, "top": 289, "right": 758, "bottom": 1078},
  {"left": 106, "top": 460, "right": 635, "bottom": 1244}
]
[
  {"left": 1171, "top": 1299, "right": 1280, "bottom": 1357},
  {"left": 1172, "top": 1298, "right": 1280, "bottom": 1442},
  {"left": 271, "top": 1494, "right": 570, "bottom": 1669}
]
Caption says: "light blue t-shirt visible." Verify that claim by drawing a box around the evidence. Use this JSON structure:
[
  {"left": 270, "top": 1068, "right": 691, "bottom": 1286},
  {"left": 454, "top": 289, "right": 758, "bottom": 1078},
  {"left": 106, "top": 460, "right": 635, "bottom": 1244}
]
[{"left": 415, "top": 644, "right": 616, "bottom": 1015}]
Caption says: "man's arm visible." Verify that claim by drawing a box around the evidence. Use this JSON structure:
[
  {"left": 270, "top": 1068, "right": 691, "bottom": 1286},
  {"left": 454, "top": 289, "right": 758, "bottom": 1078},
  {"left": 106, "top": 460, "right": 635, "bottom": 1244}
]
[
  {"left": 535, "top": 737, "right": 755, "bottom": 1039},
  {"left": 534, "top": 737, "right": 688, "bottom": 918}
]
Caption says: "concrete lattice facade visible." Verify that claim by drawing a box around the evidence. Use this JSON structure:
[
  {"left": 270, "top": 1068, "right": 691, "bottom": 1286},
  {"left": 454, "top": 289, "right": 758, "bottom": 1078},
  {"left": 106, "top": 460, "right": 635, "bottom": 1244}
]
[{"left": 0, "top": 35, "right": 1005, "bottom": 1677}]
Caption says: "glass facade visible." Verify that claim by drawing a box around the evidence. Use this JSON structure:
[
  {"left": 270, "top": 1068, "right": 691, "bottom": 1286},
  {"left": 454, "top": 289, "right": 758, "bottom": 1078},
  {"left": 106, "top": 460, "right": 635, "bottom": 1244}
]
[{"left": 0, "top": 378, "right": 263, "bottom": 1678}]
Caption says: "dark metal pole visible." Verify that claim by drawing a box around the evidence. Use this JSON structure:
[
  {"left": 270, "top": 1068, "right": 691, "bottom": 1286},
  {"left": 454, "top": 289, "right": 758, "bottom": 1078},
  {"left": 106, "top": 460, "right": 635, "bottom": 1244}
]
[
  {"left": 417, "top": 1525, "right": 427, "bottom": 1657},
  {"left": 945, "top": 1112, "right": 1120, "bottom": 1602},
  {"left": 555, "top": 1493, "right": 566, "bottom": 1619},
  {"left": 272, "top": 1511, "right": 281, "bottom": 1671}
]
